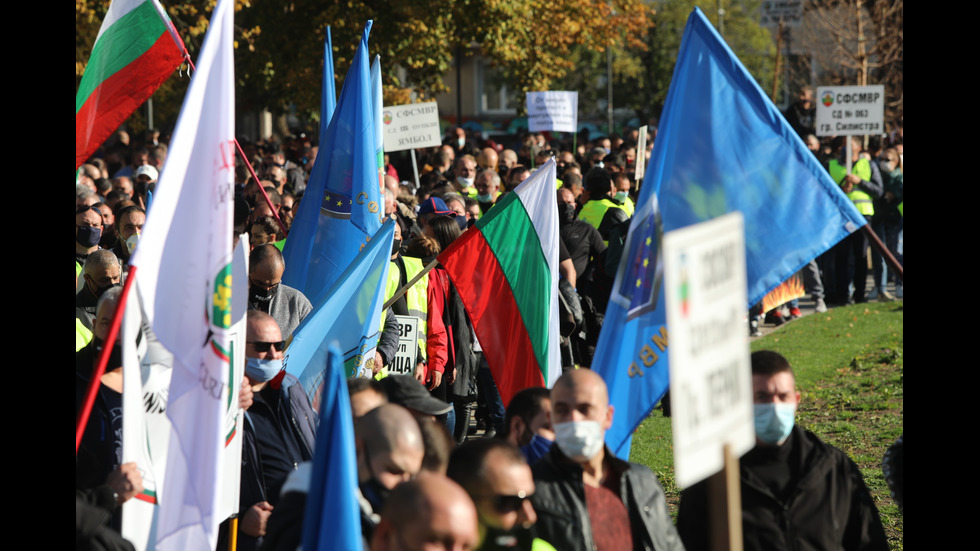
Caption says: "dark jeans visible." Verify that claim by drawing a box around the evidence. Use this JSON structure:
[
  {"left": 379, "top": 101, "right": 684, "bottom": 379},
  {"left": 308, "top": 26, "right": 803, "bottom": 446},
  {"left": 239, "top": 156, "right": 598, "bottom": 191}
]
[{"left": 476, "top": 354, "right": 505, "bottom": 433}]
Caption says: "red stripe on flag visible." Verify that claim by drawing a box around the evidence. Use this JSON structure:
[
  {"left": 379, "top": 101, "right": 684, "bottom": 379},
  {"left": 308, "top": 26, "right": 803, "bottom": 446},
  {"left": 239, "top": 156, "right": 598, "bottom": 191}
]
[
  {"left": 439, "top": 230, "right": 544, "bottom": 406},
  {"left": 76, "top": 32, "right": 183, "bottom": 168}
]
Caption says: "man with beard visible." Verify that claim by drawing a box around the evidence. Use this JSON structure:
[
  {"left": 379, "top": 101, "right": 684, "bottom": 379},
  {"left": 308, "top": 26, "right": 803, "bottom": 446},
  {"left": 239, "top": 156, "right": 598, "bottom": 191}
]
[
  {"left": 247, "top": 244, "right": 311, "bottom": 339},
  {"left": 76, "top": 250, "right": 121, "bottom": 331}
]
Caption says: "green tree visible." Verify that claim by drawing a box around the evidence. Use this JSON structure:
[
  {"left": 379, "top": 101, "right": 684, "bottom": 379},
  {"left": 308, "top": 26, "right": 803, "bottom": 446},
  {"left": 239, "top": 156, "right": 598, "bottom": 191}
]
[{"left": 643, "top": 0, "right": 775, "bottom": 119}]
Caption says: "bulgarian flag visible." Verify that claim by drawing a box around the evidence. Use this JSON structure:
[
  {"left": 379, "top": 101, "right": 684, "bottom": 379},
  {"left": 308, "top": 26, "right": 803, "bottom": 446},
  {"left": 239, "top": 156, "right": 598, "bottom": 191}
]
[
  {"left": 438, "top": 158, "right": 561, "bottom": 405},
  {"left": 76, "top": 0, "right": 186, "bottom": 168}
]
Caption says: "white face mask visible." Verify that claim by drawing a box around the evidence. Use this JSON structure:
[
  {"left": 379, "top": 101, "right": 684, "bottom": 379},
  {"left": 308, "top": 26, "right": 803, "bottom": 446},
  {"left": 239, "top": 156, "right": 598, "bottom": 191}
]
[
  {"left": 124, "top": 232, "right": 141, "bottom": 255},
  {"left": 457, "top": 176, "right": 474, "bottom": 189},
  {"left": 554, "top": 420, "right": 604, "bottom": 461}
]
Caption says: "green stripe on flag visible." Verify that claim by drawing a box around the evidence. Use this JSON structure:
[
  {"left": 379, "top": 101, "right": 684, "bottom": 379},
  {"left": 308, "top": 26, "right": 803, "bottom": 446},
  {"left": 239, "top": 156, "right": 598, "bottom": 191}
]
[
  {"left": 76, "top": 1, "right": 169, "bottom": 113},
  {"left": 477, "top": 192, "right": 552, "bottom": 379}
]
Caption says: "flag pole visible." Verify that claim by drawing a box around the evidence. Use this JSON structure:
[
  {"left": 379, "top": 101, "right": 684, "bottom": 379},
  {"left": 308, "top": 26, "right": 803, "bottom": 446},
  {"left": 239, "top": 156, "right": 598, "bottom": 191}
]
[
  {"left": 76, "top": 265, "right": 139, "bottom": 453},
  {"left": 382, "top": 258, "right": 439, "bottom": 310},
  {"left": 183, "top": 57, "right": 288, "bottom": 238}
]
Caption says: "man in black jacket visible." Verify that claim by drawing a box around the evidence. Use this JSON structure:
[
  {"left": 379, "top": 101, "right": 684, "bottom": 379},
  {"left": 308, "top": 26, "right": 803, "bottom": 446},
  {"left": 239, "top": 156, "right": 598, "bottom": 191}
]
[
  {"left": 529, "top": 369, "right": 683, "bottom": 551},
  {"left": 677, "top": 351, "right": 888, "bottom": 550}
]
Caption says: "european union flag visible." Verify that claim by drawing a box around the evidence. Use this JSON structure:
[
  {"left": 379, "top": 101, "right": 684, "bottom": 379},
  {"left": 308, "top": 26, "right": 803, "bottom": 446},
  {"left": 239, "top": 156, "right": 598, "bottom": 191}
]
[
  {"left": 301, "top": 344, "right": 362, "bottom": 551},
  {"left": 282, "top": 21, "right": 383, "bottom": 306},
  {"left": 594, "top": 8, "right": 866, "bottom": 460},
  {"left": 284, "top": 219, "right": 395, "bottom": 406}
]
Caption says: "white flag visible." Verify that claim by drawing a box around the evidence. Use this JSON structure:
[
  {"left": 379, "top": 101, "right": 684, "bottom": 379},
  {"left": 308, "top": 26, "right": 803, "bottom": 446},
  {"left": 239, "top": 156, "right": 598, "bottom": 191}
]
[{"left": 130, "top": 0, "right": 235, "bottom": 547}]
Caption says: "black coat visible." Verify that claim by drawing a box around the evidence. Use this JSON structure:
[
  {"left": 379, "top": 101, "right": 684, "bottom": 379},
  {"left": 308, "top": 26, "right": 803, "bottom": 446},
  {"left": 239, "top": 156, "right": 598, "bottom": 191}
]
[{"left": 677, "top": 426, "right": 888, "bottom": 551}]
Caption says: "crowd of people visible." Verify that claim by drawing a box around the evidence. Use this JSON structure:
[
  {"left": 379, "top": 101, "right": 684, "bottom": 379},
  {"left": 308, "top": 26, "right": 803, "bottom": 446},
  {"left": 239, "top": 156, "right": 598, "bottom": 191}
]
[{"left": 77, "top": 107, "right": 902, "bottom": 550}]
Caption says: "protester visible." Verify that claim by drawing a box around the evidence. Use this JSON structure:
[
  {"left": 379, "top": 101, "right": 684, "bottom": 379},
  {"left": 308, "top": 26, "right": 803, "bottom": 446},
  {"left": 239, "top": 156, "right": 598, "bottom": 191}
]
[
  {"left": 677, "top": 350, "right": 889, "bottom": 550},
  {"left": 530, "top": 369, "right": 682, "bottom": 551}
]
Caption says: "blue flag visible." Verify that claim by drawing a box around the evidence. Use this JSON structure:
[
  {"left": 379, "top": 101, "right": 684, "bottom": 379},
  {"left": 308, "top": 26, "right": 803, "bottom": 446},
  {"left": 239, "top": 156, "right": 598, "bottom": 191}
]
[
  {"left": 370, "top": 54, "right": 384, "bottom": 187},
  {"left": 301, "top": 343, "right": 362, "bottom": 551},
  {"left": 594, "top": 7, "right": 867, "bottom": 460},
  {"left": 282, "top": 21, "right": 383, "bottom": 305},
  {"left": 284, "top": 219, "right": 395, "bottom": 405},
  {"left": 322, "top": 26, "right": 337, "bottom": 126}
]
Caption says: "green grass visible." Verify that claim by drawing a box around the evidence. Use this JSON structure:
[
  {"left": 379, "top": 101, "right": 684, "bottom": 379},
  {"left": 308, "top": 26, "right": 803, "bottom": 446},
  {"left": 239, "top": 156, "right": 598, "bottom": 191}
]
[{"left": 630, "top": 301, "right": 904, "bottom": 549}]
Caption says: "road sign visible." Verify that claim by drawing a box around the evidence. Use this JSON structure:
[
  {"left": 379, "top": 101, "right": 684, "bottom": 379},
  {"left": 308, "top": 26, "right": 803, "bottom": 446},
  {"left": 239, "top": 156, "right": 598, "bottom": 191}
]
[
  {"left": 760, "top": 0, "right": 804, "bottom": 28},
  {"left": 815, "top": 85, "right": 885, "bottom": 136},
  {"left": 664, "top": 213, "right": 755, "bottom": 488},
  {"left": 382, "top": 102, "right": 442, "bottom": 152}
]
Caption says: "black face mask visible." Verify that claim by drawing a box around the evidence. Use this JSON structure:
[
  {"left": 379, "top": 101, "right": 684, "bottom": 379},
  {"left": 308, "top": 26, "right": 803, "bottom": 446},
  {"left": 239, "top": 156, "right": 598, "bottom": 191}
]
[
  {"left": 249, "top": 284, "right": 278, "bottom": 304},
  {"left": 92, "top": 336, "right": 123, "bottom": 370},
  {"left": 391, "top": 238, "right": 403, "bottom": 257},
  {"left": 76, "top": 226, "right": 102, "bottom": 247},
  {"left": 558, "top": 203, "right": 576, "bottom": 223},
  {"left": 94, "top": 281, "right": 121, "bottom": 299}
]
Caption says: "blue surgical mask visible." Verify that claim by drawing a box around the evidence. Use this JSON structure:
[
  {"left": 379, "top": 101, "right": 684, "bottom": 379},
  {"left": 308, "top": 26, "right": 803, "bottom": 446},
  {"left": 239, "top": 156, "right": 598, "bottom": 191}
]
[
  {"left": 521, "top": 433, "right": 554, "bottom": 465},
  {"left": 245, "top": 357, "right": 284, "bottom": 382},
  {"left": 614, "top": 191, "right": 629, "bottom": 202},
  {"left": 754, "top": 403, "right": 796, "bottom": 445},
  {"left": 477, "top": 193, "right": 494, "bottom": 202}
]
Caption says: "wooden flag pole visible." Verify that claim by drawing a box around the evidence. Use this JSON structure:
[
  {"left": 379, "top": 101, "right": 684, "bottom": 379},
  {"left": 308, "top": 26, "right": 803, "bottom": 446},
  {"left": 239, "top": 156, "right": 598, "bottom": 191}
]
[
  {"left": 707, "top": 443, "right": 743, "bottom": 551},
  {"left": 383, "top": 258, "right": 440, "bottom": 310}
]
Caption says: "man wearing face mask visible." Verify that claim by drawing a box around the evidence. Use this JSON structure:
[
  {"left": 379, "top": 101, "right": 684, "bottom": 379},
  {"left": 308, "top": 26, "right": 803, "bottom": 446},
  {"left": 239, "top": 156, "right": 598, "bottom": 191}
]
[
  {"left": 109, "top": 205, "right": 145, "bottom": 271},
  {"left": 677, "top": 351, "right": 888, "bottom": 551},
  {"left": 530, "top": 369, "right": 682, "bottom": 551},
  {"left": 228, "top": 311, "right": 316, "bottom": 550},
  {"left": 356, "top": 403, "right": 426, "bottom": 544},
  {"left": 448, "top": 439, "right": 556, "bottom": 551},
  {"left": 475, "top": 169, "right": 503, "bottom": 215},
  {"left": 76, "top": 250, "right": 122, "bottom": 331},
  {"left": 500, "top": 387, "right": 555, "bottom": 467},
  {"left": 76, "top": 206, "right": 104, "bottom": 270},
  {"left": 453, "top": 155, "right": 480, "bottom": 199},
  {"left": 247, "top": 244, "right": 312, "bottom": 339}
]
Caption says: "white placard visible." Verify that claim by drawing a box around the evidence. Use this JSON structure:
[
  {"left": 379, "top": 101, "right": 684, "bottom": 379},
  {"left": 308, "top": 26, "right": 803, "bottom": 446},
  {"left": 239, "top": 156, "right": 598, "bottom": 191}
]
[
  {"left": 815, "top": 85, "right": 885, "bottom": 136},
  {"left": 635, "top": 125, "right": 648, "bottom": 181},
  {"left": 382, "top": 102, "right": 442, "bottom": 152},
  {"left": 760, "top": 0, "right": 804, "bottom": 28},
  {"left": 526, "top": 91, "right": 578, "bottom": 133},
  {"left": 664, "top": 213, "right": 755, "bottom": 488},
  {"left": 388, "top": 315, "right": 419, "bottom": 375}
]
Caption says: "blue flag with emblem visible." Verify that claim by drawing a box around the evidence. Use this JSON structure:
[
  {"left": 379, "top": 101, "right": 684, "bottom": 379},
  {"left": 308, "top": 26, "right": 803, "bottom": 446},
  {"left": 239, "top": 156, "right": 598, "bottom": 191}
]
[
  {"left": 594, "top": 7, "right": 866, "bottom": 460},
  {"left": 282, "top": 21, "right": 383, "bottom": 306},
  {"left": 284, "top": 219, "right": 395, "bottom": 405},
  {"left": 301, "top": 343, "right": 362, "bottom": 551}
]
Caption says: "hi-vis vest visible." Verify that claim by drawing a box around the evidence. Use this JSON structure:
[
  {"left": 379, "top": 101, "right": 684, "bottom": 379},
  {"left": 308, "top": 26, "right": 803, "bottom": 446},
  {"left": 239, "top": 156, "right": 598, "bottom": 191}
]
[
  {"left": 829, "top": 158, "right": 874, "bottom": 216},
  {"left": 378, "top": 256, "right": 429, "bottom": 378},
  {"left": 579, "top": 198, "right": 625, "bottom": 244}
]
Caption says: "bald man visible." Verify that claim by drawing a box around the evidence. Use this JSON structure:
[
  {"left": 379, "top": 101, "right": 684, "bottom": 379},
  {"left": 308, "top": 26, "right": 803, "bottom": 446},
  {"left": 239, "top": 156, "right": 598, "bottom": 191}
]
[
  {"left": 371, "top": 473, "right": 479, "bottom": 551},
  {"left": 530, "top": 369, "right": 682, "bottom": 551},
  {"left": 357, "top": 404, "right": 427, "bottom": 541},
  {"left": 247, "top": 244, "right": 312, "bottom": 338}
]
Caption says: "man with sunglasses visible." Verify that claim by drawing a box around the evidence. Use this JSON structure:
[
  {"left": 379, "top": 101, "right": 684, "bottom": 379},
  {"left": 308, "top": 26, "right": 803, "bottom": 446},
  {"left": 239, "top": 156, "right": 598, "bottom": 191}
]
[
  {"left": 530, "top": 369, "right": 682, "bottom": 551},
  {"left": 448, "top": 440, "right": 556, "bottom": 551},
  {"left": 226, "top": 311, "right": 316, "bottom": 550}
]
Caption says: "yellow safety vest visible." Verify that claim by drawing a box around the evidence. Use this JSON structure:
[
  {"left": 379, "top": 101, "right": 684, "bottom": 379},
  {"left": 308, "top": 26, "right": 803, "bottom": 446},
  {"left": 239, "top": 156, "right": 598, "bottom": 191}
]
[
  {"left": 378, "top": 256, "right": 429, "bottom": 379},
  {"left": 829, "top": 158, "right": 874, "bottom": 216},
  {"left": 578, "top": 198, "right": 625, "bottom": 245}
]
